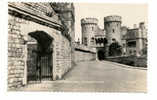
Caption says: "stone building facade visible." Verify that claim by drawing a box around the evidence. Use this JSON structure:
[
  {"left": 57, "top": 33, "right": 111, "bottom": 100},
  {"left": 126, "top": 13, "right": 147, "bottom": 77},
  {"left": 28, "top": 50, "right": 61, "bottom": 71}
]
[
  {"left": 80, "top": 15, "right": 147, "bottom": 59},
  {"left": 80, "top": 18, "right": 107, "bottom": 60},
  {"left": 94, "top": 28, "right": 107, "bottom": 60},
  {"left": 81, "top": 18, "right": 98, "bottom": 47},
  {"left": 80, "top": 16, "right": 123, "bottom": 59},
  {"left": 121, "top": 26, "right": 128, "bottom": 55},
  {"left": 123, "top": 22, "right": 147, "bottom": 56},
  {"left": 8, "top": 2, "right": 75, "bottom": 89},
  {"left": 51, "top": 3, "right": 75, "bottom": 64},
  {"left": 104, "top": 15, "right": 122, "bottom": 45}
]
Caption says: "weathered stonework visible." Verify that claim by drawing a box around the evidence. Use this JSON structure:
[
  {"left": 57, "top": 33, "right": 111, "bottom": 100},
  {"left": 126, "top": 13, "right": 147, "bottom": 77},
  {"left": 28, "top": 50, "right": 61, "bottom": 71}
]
[
  {"left": 124, "top": 22, "right": 147, "bottom": 57},
  {"left": 51, "top": 2, "right": 76, "bottom": 68},
  {"left": 104, "top": 15, "right": 122, "bottom": 45},
  {"left": 74, "top": 50, "right": 96, "bottom": 62},
  {"left": 74, "top": 44, "right": 96, "bottom": 62},
  {"left": 8, "top": 15, "right": 26, "bottom": 89},
  {"left": 81, "top": 18, "right": 98, "bottom": 47},
  {"left": 8, "top": 2, "right": 74, "bottom": 90}
]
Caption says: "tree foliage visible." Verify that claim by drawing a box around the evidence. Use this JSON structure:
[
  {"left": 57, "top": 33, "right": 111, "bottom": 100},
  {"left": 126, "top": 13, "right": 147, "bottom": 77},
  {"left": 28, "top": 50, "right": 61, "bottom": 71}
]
[{"left": 109, "top": 42, "right": 122, "bottom": 56}]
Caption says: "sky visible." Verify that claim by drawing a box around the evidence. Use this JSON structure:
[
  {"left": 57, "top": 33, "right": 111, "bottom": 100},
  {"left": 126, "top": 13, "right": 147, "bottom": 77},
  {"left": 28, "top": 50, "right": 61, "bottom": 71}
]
[{"left": 74, "top": 3, "right": 148, "bottom": 41}]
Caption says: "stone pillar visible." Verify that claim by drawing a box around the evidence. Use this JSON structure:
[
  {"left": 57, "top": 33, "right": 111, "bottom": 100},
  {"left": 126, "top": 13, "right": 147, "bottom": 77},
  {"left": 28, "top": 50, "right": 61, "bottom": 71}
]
[
  {"left": 23, "top": 43, "right": 27, "bottom": 85},
  {"left": 136, "top": 39, "right": 143, "bottom": 57},
  {"left": 136, "top": 30, "right": 143, "bottom": 57},
  {"left": 96, "top": 48, "right": 98, "bottom": 60},
  {"left": 105, "top": 45, "right": 109, "bottom": 57}
]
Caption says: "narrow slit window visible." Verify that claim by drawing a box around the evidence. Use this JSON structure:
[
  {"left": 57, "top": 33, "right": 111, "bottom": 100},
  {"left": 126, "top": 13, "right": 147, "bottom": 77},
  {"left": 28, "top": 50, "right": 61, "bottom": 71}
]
[{"left": 113, "top": 29, "right": 115, "bottom": 33}]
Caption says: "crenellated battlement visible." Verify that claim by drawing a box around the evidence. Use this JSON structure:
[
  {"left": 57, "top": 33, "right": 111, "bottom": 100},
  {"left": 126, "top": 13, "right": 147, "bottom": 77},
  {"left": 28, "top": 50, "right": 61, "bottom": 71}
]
[
  {"left": 81, "top": 18, "right": 98, "bottom": 25},
  {"left": 104, "top": 15, "right": 122, "bottom": 22}
]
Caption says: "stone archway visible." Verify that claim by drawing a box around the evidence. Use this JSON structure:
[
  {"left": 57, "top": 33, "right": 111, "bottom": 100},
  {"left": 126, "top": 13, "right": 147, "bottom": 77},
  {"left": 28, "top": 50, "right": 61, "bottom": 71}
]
[
  {"left": 109, "top": 41, "right": 122, "bottom": 56},
  {"left": 27, "top": 31, "right": 54, "bottom": 83},
  {"left": 98, "top": 50, "right": 105, "bottom": 60}
]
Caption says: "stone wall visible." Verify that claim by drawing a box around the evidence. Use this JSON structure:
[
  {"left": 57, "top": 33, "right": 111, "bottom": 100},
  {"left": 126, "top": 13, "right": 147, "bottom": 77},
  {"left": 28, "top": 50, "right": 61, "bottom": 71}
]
[
  {"left": 55, "top": 35, "right": 72, "bottom": 79},
  {"left": 74, "top": 47, "right": 96, "bottom": 62},
  {"left": 8, "top": 8, "right": 72, "bottom": 89},
  {"left": 8, "top": 15, "right": 26, "bottom": 89}
]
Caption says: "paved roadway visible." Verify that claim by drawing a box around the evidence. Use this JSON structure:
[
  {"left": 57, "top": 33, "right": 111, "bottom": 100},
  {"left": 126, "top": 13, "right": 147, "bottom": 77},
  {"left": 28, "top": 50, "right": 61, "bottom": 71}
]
[{"left": 19, "top": 60, "right": 147, "bottom": 92}]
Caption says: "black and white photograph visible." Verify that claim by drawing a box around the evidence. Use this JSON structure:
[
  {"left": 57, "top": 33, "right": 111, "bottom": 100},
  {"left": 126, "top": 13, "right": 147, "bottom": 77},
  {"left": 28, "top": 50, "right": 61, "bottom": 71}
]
[{"left": 7, "top": 2, "right": 148, "bottom": 92}]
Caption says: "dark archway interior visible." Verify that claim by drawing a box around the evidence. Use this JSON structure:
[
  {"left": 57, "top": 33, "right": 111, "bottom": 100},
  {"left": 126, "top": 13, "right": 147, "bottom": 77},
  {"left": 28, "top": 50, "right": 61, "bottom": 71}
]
[
  {"left": 28, "top": 31, "right": 53, "bottom": 82},
  {"left": 95, "top": 38, "right": 108, "bottom": 45},
  {"left": 29, "top": 31, "right": 53, "bottom": 53},
  {"left": 109, "top": 42, "right": 122, "bottom": 56},
  {"left": 98, "top": 50, "right": 105, "bottom": 60}
]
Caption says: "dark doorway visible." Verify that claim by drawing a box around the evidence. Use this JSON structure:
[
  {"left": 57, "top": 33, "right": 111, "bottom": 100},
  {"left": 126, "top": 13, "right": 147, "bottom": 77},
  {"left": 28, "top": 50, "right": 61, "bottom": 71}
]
[
  {"left": 109, "top": 41, "right": 122, "bottom": 56},
  {"left": 27, "top": 31, "right": 53, "bottom": 82},
  {"left": 98, "top": 50, "right": 105, "bottom": 60},
  {"left": 35, "top": 50, "right": 52, "bottom": 81}
]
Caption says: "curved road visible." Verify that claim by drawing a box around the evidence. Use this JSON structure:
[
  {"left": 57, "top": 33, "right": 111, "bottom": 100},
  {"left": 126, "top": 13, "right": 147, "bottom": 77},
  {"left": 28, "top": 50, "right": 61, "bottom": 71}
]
[{"left": 19, "top": 60, "right": 147, "bottom": 92}]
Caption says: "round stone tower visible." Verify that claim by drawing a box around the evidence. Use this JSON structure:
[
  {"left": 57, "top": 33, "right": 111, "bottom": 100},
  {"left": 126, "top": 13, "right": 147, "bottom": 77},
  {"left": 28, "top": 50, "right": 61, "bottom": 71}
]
[
  {"left": 81, "top": 18, "right": 98, "bottom": 47},
  {"left": 104, "top": 15, "right": 122, "bottom": 45}
]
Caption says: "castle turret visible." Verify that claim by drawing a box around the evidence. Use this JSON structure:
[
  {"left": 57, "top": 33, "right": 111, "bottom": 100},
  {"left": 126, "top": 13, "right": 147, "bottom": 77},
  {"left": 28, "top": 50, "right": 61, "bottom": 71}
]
[
  {"left": 104, "top": 15, "right": 122, "bottom": 45},
  {"left": 81, "top": 18, "right": 98, "bottom": 47}
]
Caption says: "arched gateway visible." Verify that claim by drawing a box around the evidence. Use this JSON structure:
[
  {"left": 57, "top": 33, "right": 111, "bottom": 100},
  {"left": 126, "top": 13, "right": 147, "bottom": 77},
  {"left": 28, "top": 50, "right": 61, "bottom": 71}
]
[
  {"left": 98, "top": 50, "right": 105, "bottom": 60},
  {"left": 27, "top": 31, "right": 54, "bottom": 82}
]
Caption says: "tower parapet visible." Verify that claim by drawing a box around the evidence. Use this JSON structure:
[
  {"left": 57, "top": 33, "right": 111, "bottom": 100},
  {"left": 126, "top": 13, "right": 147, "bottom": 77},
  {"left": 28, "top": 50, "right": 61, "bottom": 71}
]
[
  {"left": 104, "top": 15, "right": 122, "bottom": 22},
  {"left": 81, "top": 18, "right": 98, "bottom": 47},
  {"left": 81, "top": 18, "right": 98, "bottom": 25}
]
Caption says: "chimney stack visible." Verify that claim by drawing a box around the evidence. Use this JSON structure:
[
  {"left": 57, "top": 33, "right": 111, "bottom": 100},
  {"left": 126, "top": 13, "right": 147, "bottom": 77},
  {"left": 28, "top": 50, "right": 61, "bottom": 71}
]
[{"left": 139, "top": 22, "right": 145, "bottom": 29}]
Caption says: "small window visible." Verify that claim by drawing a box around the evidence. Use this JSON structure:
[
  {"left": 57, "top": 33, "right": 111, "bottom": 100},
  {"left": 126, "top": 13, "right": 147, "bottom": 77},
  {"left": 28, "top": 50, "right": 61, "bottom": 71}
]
[
  {"left": 113, "top": 29, "right": 115, "bottom": 33},
  {"left": 92, "top": 27, "right": 94, "bottom": 31},
  {"left": 84, "top": 37, "right": 87, "bottom": 46},
  {"left": 108, "top": 24, "right": 110, "bottom": 27},
  {"left": 91, "top": 37, "right": 94, "bottom": 45},
  {"left": 127, "top": 41, "right": 136, "bottom": 47},
  {"left": 112, "top": 38, "right": 116, "bottom": 42},
  {"left": 129, "top": 50, "right": 132, "bottom": 54},
  {"left": 91, "top": 37, "right": 94, "bottom": 42}
]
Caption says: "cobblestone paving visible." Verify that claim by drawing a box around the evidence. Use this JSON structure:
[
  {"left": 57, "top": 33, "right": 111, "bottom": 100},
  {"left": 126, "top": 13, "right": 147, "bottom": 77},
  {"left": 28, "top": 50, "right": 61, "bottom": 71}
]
[{"left": 18, "top": 60, "right": 147, "bottom": 92}]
